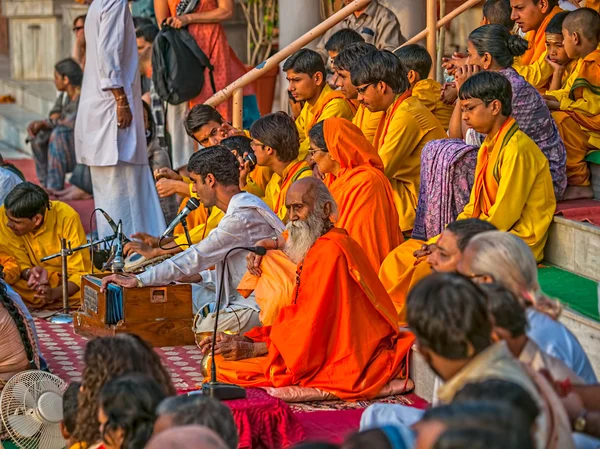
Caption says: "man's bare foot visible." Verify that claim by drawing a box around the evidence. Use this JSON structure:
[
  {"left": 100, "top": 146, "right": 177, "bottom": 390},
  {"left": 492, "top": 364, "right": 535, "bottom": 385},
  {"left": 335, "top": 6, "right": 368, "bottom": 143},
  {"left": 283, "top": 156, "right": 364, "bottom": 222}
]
[
  {"left": 561, "top": 185, "right": 594, "bottom": 201},
  {"left": 52, "top": 187, "right": 72, "bottom": 197},
  {"left": 58, "top": 185, "right": 93, "bottom": 200}
]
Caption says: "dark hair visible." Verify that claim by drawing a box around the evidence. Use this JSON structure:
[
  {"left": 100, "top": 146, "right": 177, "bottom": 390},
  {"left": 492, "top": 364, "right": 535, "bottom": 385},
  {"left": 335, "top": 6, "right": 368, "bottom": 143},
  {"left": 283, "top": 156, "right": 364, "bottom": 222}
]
[
  {"left": 55, "top": 58, "right": 83, "bottom": 86},
  {"left": 351, "top": 50, "right": 410, "bottom": 94},
  {"left": 187, "top": 145, "right": 240, "bottom": 187},
  {"left": 433, "top": 427, "right": 534, "bottom": 449},
  {"left": 468, "top": 24, "right": 529, "bottom": 68},
  {"left": 250, "top": 112, "right": 300, "bottom": 163},
  {"left": 533, "top": 0, "right": 559, "bottom": 7},
  {"left": 62, "top": 381, "right": 81, "bottom": 435},
  {"left": 99, "top": 374, "right": 166, "bottom": 449},
  {"left": 454, "top": 380, "right": 540, "bottom": 428},
  {"left": 0, "top": 283, "right": 37, "bottom": 371},
  {"left": 563, "top": 7, "right": 600, "bottom": 41},
  {"left": 459, "top": 71, "right": 513, "bottom": 117},
  {"left": 4, "top": 182, "right": 50, "bottom": 219},
  {"left": 546, "top": 11, "right": 570, "bottom": 35},
  {"left": 136, "top": 23, "right": 159, "bottom": 44},
  {"left": 480, "top": 283, "right": 529, "bottom": 337},
  {"left": 142, "top": 101, "right": 156, "bottom": 145},
  {"left": 133, "top": 17, "right": 154, "bottom": 29},
  {"left": 73, "top": 14, "right": 86, "bottom": 27},
  {"left": 406, "top": 273, "right": 492, "bottom": 359},
  {"left": 283, "top": 48, "right": 326, "bottom": 79},
  {"left": 73, "top": 334, "right": 175, "bottom": 445},
  {"left": 393, "top": 44, "right": 432, "bottom": 81},
  {"left": 333, "top": 42, "right": 377, "bottom": 72},
  {"left": 156, "top": 395, "right": 239, "bottom": 449},
  {"left": 308, "top": 121, "right": 328, "bottom": 152},
  {"left": 185, "top": 104, "right": 224, "bottom": 136},
  {"left": 325, "top": 28, "right": 365, "bottom": 54},
  {"left": 220, "top": 135, "right": 253, "bottom": 157},
  {"left": 445, "top": 219, "right": 497, "bottom": 252},
  {"left": 482, "top": 0, "right": 514, "bottom": 30}
]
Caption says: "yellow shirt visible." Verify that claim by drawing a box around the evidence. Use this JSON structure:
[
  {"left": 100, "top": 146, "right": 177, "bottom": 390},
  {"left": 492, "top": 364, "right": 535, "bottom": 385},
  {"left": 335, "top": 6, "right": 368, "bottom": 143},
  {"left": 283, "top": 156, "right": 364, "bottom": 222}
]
[
  {"left": 296, "top": 84, "right": 355, "bottom": 160},
  {"left": 375, "top": 94, "right": 447, "bottom": 231},
  {"left": 263, "top": 161, "right": 312, "bottom": 221},
  {"left": 173, "top": 206, "right": 224, "bottom": 247},
  {"left": 513, "top": 51, "right": 554, "bottom": 90},
  {"left": 0, "top": 201, "right": 91, "bottom": 306},
  {"left": 457, "top": 127, "right": 555, "bottom": 261},
  {"left": 411, "top": 79, "right": 453, "bottom": 130},
  {"left": 352, "top": 104, "right": 384, "bottom": 143}
]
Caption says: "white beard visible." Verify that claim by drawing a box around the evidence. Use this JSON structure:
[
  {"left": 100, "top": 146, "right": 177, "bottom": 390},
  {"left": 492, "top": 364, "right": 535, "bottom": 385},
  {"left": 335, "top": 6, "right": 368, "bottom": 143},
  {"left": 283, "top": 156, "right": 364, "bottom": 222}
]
[{"left": 283, "top": 213, "right": 327, "bottom": 264}]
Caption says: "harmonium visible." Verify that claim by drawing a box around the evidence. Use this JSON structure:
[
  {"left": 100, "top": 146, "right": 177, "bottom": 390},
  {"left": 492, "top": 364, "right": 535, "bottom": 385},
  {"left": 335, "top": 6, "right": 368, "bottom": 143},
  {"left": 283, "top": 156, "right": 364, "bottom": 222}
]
[{"left": 73, "top": 274, "right": 195, "bottom": 347}]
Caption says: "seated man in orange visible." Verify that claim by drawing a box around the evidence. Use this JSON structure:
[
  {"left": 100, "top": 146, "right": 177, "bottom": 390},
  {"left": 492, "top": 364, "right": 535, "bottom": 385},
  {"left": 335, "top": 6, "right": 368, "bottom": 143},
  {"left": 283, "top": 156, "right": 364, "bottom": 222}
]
[
  {"left": 0, "top": 182, "right": 91, "bottom": 308},
  {"left": 199, "top": 177, "right": 414, "bottom": 400},
  {"left": 350, "top": 50, "right": 446, "bottom": 232},
  {"left": 308, "top": 118, "right": 401, "bottom": 273},
  {"left": 379, "top": 219, "right": 496, "bottom": 325}
]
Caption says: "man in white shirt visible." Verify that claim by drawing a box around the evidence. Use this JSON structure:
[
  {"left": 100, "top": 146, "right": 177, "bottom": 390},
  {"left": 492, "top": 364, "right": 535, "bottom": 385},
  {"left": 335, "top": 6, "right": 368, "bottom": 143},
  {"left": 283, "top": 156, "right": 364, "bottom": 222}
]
[
  {"left": 0, "top": 166, "right": 23, "bottom": 206},
  {"left": 101, "top": 146, "right": 285, "bottom": 334},
  {"left": 75, "top": 0, "right": 165, "bottom": 238}
]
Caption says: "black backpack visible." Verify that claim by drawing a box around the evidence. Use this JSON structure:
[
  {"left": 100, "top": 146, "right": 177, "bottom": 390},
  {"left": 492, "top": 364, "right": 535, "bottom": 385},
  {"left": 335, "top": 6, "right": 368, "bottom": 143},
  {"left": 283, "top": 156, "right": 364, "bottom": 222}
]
[{"left": 152, "top": 23, "right": 216, "bottom": 105}]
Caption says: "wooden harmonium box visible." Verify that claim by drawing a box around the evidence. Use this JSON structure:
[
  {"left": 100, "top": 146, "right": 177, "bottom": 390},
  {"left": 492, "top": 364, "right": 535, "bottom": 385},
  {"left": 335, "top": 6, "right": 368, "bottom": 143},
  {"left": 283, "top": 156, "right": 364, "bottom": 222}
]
[{"left": 73, "top": 274, "right": 195, "bottom": 347}]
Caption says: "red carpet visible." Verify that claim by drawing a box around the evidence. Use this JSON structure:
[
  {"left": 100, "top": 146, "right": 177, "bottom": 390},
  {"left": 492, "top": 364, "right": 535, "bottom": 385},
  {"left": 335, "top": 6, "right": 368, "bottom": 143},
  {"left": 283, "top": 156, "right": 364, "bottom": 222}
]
[
  {"left": 6, "top": 158, "right": 96, "bottom": 234},
  {"left": 555, "top": 199, "right": 600, "bottom": 227}
]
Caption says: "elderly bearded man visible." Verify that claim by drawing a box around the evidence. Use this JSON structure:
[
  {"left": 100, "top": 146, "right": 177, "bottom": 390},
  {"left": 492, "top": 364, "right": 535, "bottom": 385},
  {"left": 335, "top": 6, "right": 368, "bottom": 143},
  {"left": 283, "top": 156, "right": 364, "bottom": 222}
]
[{"left": 199, "top": 177, "right": 414, "bottom": 401}]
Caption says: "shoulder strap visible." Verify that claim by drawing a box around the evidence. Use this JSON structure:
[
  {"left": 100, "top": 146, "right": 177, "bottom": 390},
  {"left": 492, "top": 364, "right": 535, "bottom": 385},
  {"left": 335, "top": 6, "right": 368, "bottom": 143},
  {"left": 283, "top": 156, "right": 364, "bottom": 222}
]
[{"left": 177, "top": 28, "right": 217, "bottom": 93}]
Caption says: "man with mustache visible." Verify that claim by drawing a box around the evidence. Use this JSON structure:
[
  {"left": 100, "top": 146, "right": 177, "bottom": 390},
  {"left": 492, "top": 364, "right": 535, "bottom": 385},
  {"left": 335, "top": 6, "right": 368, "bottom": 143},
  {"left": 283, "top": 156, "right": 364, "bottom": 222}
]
[{"left": 198, "top": 177, "right": 414, "bottom": 400}]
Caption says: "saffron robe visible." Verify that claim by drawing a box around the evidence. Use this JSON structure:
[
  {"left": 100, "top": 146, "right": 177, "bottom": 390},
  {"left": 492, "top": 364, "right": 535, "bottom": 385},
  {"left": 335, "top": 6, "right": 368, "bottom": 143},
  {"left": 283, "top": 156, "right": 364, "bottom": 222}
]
[
  {"left": 547, "top": 48, "right": 600, "bottom": 186},
  {"left": 374, "top": 92, "right": 447, "bottom": 231},
  {"left": 296, "top": 84, "right": 355, "bottom": 160},
  {"left": 519, "top": 6, "right": 564, "bottom": 66},
  {"left": 212, "top": 228, "right": 415, "bottom": 400},
  {"left": 323, "top": 118, "right": 402, "bottom": 272},
  {"left": 0, "top": 201, "right": 92, "bottom": 308},
  {"left": 412, "top": 79, "right": 453, "bottom": 130},
  {"left": 351, "top": 102, "right": 384, "bottom": 144},
  {"left": 263, "top": 161, "right": 312, "bottom": 221},
  {"left": 456, "top": 118, "right": 556, "bottom": 261}
]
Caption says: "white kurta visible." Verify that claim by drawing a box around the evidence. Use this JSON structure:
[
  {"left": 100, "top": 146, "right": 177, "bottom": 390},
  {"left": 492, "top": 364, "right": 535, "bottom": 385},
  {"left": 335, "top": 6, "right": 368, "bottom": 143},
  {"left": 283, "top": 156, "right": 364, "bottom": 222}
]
[{"left": 75, "top": 0, "right": 165, "bottom": 238}]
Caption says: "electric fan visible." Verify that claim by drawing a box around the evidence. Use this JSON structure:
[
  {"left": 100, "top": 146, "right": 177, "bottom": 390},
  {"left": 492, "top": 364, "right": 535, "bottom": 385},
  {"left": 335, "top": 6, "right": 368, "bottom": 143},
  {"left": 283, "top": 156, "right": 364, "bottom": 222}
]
[{"left": 0, "top": 370, "right": 67, "bottom": 449}]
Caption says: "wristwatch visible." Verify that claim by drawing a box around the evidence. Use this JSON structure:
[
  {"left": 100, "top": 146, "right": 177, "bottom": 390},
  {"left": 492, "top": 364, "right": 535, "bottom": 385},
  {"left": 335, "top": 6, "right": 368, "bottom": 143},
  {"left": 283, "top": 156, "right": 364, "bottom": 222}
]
[{"left": 574, "top": 409, "right": 588, "bottom": 432}]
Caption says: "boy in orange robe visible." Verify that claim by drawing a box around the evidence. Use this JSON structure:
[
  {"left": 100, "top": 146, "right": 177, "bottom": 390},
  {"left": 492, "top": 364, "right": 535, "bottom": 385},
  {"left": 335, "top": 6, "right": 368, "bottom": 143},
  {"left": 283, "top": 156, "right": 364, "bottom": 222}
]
[
  {"left": 200, "top": 178, "right": 414, "bottom": 401},
  {"left": 544, "top": 8, "right": 600, "bottom": 199}
]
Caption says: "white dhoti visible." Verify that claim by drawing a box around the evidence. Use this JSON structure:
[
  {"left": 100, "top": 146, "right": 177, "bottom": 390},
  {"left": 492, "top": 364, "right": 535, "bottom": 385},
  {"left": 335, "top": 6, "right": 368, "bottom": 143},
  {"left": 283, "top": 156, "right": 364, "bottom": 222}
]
[
  {"left": 91, "top": 163, "right": 165, "bottom": 238},
  {"left": 166, "top": 102, "right": 195, "bottom": 171}
]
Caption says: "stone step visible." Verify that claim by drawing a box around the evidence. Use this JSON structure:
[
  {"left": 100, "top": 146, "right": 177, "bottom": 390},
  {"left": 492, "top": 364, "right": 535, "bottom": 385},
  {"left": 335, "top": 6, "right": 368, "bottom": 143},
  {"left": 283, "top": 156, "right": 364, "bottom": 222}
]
[
  {"left": 0, "top": 78, "right": 56, "bottom": 117},
  {"left": 545, "top": 215, "right": 600, "bottom": 282},
  {"left": 0, "top": 103, "right": 44, "bottom": 154}
]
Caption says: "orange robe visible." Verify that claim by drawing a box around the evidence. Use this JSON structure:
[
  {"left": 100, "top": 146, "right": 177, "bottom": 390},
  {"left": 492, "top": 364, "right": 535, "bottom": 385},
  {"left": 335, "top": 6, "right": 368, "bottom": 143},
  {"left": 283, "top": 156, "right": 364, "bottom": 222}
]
[
  {"left": 519, "top": 6, "right": 564, "bottom": 66},
  {"left": 323, "top": 118, "right": 402, "bottom": 272},
  {"left": 213, "top": 228, "right": 415, "bottom": 400},
  {"left": 378, "top": 239, "right": 432, "bottom": 326}
]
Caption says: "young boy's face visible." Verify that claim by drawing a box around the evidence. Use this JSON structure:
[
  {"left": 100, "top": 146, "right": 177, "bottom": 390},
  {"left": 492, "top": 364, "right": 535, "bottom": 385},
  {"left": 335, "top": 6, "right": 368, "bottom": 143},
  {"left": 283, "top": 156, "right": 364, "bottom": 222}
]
[
  {"left": 286, "top": 69, "right": 321, "bottom": 102},
  {"left": 510, "top": 0, "right": 548, "bottom": 33},
  {"left": 545, "top": 32, "right": 571, "bottom": 65},
  {"left": 334, "top": 68, "right": 357, "bottom": 99},
  {"left": 460, "top": 97, "right": 499, "bottom": 134},
  {"left": 561, "top": 28, "right": 580, "bottom": 59}
]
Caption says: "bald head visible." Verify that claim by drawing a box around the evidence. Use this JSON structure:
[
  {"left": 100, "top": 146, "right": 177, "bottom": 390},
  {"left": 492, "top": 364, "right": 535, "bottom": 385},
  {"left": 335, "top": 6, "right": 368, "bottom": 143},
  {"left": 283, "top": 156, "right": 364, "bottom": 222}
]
[
  {"left": 145, "top": 425, "right": 228, "bottom": 449},
  {"left": 286, "top": 177, "right": 337, "bottom": 220},
  {"left": 564, "top": 8, "right": 600, "bottom": 42}
]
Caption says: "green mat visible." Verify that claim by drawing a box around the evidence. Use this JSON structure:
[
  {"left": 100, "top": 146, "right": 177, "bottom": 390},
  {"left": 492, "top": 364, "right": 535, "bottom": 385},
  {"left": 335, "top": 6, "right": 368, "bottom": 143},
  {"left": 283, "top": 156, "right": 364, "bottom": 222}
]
[
  {"left": 585, "top": 150, "right": 600, "bottom": 165},
  {"left": 538, "top": 265, "right": 599, "bottom": 321}
]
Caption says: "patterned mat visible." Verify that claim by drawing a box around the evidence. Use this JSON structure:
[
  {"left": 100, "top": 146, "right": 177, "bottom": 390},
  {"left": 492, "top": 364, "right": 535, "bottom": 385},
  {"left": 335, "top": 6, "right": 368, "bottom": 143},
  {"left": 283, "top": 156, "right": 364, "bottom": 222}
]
[{"left": 288, "top": 393, "right": 428, "bottom": 412}]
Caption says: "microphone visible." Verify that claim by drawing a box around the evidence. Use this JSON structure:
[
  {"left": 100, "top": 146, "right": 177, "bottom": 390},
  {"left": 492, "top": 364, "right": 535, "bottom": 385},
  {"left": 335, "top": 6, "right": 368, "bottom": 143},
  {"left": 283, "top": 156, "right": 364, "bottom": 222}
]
[
  {"left": 99, "top": 209, "right": 130, "bottom": 244},
  {"left": 112, "top": 220, "right": 125, "bottom": 272},
  {"left": 161, "top": 198, "right": 200, "bottom": 239},
  {"left": 202, "top": 245, "right": 267, "bottom": 400}
]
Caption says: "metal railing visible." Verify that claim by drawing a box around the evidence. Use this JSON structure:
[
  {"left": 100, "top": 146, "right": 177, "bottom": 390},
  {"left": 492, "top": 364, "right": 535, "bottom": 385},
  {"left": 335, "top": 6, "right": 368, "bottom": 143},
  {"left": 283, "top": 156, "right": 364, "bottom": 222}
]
[{"left": 206, "top": 0, "right": 483, "bottom": 127}]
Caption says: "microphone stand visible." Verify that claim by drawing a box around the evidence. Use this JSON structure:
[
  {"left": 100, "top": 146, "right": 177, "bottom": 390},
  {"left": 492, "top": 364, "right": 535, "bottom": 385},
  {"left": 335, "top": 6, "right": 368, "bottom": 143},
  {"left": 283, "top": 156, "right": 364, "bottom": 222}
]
[{"left": 181, "top": 216, "right": 192, "bottom": 247}]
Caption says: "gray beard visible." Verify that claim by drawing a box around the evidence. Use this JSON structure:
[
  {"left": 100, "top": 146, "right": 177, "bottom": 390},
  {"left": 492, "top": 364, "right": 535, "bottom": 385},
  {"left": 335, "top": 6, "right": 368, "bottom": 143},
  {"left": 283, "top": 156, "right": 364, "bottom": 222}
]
[{"left": 283, "top": 214, "right": 327, "bottom": 264}]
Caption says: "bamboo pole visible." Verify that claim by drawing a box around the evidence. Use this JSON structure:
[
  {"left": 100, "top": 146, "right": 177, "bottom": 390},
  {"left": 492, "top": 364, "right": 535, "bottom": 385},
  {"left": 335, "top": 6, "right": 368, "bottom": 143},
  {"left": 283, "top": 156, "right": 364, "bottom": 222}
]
[
  {"left": 232, "top": 88, "right": 243, "bottom": 130},
  {"left": 204, "top": 0, "right": 371, "bottom": 108},
  {"left": 427, "top": 0, "right": 437, "bottom": 78},
  {"left": 436, "top": 0, "right": 447, "bottom": 82},
  {"left": 397, "top": 0, "right": 483, "bottom": 50}
]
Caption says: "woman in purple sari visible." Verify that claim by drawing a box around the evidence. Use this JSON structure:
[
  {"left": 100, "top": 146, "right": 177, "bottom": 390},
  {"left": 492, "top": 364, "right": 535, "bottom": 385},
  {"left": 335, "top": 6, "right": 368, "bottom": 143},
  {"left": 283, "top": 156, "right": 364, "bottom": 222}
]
[{"left": 413, "top": 24, "right": 567, "bottom": 240}]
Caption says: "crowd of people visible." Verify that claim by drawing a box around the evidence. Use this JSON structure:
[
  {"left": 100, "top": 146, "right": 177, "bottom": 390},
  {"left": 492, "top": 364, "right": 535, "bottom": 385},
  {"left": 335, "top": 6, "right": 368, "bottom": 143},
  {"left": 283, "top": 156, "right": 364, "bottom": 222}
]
[{"left": 0, "top": 0, "right": 599, "bottom": 448}]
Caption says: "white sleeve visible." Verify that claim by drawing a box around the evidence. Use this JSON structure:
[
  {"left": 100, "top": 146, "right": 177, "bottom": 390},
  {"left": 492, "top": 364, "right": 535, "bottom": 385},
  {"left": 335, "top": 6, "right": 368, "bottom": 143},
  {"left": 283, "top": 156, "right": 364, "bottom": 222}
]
[{"left": 97, "top": 0, "right": 127, "bottom": 89}]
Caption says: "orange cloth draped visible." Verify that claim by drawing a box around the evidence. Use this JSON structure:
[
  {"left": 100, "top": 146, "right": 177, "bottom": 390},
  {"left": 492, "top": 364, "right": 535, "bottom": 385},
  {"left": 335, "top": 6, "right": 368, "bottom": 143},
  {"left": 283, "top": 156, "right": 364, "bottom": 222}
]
[
  {"left": 378, "top": 239, "right": 432, "bottom": 326},
  {"left": 173, "top": 199, "right": 209, "bottom": 236},
  {"left": 520, "top": 6, "right": 564, "bottom": 65},
  {"left": 213, "top": 228, "right": 415, "bottom": 400},
  {"left": 323, "top": 118, "right": 402, "bottom": 272}
]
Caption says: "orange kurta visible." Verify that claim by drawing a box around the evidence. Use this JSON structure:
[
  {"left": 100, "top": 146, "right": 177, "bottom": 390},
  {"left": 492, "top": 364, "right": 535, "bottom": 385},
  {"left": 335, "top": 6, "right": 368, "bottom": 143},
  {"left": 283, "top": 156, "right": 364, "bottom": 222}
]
[
  {"left": 323, "top": 118, "right": 402, "bottom": 272},
  {"left": 214, "top": 228, "right": 415, "bottom": 400},
  {"left": 519, "top": 6, "right": 564, "bottom": 66}
]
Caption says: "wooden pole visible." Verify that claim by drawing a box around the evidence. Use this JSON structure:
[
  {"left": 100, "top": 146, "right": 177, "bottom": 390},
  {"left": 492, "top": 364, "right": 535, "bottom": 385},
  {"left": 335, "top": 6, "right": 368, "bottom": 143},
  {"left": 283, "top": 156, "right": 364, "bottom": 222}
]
[
  {"left": 232, "top": 88, "right": 243, "bottom": 130},
  {"left": 427, "top": 0, "right": 437, "bottom": 78},
  {"left": 204, "top": 0, "right": 371, "bottom": 108},
  {"left": 397, "top": 0, "right": 482, "bottom": 50},
  {"left": 437, "top": 0, "right": 447, "bottom": 82}
]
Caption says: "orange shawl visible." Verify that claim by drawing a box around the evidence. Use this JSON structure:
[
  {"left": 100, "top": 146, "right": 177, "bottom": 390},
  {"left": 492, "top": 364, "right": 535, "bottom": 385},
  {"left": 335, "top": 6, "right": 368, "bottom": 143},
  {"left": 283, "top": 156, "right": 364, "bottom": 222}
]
[
  {"left": 215, "top": 229, "right": 415, "bottom": 400},
  {"left": 323, "top": 118, "right": 402, "bottom": 272},
  {"left": 521, "top": 6, "right": 563, "bottom": 65},
  {"left": 471, "top": 118, "right": 519, "bottom": 218},
  {"left": 567, "top": 49, "right": 600, "bottom": 132}
]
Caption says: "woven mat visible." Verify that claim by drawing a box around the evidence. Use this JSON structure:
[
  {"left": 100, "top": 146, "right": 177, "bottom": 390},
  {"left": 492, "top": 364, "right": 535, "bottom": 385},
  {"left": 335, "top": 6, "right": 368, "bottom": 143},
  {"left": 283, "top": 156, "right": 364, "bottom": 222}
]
[{"left": 287, "top": 392, "right": 428, "bottom": 413}]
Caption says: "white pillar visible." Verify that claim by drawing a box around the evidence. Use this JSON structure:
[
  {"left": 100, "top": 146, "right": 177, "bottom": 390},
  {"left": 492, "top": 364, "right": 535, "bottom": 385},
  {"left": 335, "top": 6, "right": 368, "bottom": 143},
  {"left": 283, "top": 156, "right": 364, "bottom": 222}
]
[{"left": 277, "top": 0, "right": 322, "bottom": 112}]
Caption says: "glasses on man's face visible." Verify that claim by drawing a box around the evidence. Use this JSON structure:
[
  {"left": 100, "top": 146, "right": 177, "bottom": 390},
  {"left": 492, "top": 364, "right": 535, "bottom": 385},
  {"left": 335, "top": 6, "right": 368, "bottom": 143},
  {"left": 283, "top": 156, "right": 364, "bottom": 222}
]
[
  {"left": 307, "top": 148, "right": 326, "bottom": 157},
  {"left": 355, "top": 82, "right": 378, "bottom": 96}
]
